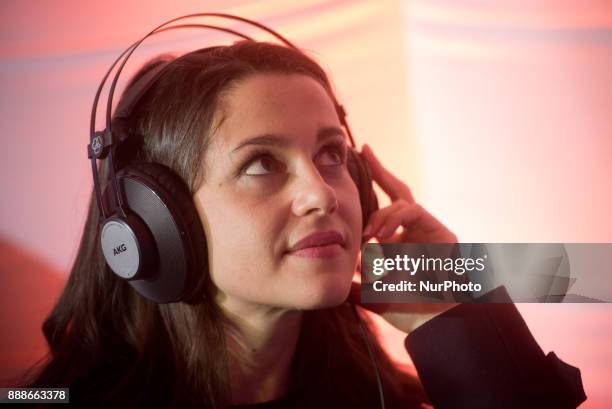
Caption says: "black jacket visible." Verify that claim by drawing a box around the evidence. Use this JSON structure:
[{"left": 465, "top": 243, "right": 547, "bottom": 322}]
[{"left": 405, "top": 286, "right": 586, "bottom": 408}]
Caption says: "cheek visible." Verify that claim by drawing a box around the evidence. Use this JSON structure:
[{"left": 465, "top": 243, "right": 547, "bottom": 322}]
[{"left": 195, "top": 191, "right": 284, "bottom": 291}]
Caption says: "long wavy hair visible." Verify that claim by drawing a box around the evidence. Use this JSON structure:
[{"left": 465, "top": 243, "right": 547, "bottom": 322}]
[{"left": 22, "top": 41, "right": 426, "bottom": 408}]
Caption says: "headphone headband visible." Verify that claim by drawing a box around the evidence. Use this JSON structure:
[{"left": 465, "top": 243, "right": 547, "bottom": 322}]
[{"left": 87, "top": 13, "right": 355, "bottom": 221}]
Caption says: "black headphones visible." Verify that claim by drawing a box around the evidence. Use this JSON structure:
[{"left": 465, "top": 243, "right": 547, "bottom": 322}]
[{"left": 87, "top": 13, "right": 379, "bottom": 304}]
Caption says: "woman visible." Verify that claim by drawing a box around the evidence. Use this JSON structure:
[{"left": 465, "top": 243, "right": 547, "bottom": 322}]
[{"left": 21, "top": 41, "right": 584, "bottom": 409}]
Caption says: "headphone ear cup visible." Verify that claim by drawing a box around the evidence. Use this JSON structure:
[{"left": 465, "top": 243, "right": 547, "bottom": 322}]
[
  {"left": 100, "top": 211, "right": 158, "bottom": 281},
  {"left": 102, "top": 162, "right": 209, "bottom": 304},
  {"left": 346, "top": 148, "right": 379, "bottom": 243}
]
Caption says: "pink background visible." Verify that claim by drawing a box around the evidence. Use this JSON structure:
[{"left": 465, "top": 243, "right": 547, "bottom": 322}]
[{"left": 1, "top": 1, "right": 610, "bottom": 407}]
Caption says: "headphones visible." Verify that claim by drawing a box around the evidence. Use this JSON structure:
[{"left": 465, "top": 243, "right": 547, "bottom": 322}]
[{"left": 87, "top": 13, "right": 379, "bottom": 304}]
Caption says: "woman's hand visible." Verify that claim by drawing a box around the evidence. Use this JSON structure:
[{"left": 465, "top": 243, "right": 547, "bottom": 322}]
[
  {"left": 350, "top": 144, "right": 458, "bottom": 334},
  {"left": 360, "top": 144, "right": 457, "bottom": 245}
]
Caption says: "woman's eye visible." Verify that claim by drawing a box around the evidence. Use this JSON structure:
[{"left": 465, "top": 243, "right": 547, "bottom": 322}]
[
  {"left": 240, "top": 144, "right": 346, "bottom": 177},
  {"left": 318, "top": 145, "right": 346, "bottom": 166},
  {"left": 242, "top": 155, "right": 285, "bottom": 176}
]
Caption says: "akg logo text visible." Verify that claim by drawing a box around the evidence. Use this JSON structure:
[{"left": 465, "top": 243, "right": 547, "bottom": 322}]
[{"left": 113, "top": 243, "right": 127, "bottom": 256}]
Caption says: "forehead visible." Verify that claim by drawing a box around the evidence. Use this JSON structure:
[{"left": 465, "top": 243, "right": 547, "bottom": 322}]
[{"left": 212, "top": 73, "right": 340, "bottom": 150}]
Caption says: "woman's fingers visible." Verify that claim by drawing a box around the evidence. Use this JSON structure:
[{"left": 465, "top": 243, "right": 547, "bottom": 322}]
[
  {"left": 363, "top": 200, "right": 423, "bottom": 239},
  {"left": 361, "top": 144, "right": 414, "bottom": 203},
  {"left": 359, "top": 144, "right": 458, "bottom": 244},
  {"left": 364, "top": 201, "right": 457, "bottom": 243},
  {"left": 378, "top": 205, "right": 423, "bottom": 239}
]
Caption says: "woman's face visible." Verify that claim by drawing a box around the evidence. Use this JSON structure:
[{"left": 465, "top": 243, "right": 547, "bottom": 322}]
[{"left": 194, "top": 73, "right": 362, "bottom": 311}]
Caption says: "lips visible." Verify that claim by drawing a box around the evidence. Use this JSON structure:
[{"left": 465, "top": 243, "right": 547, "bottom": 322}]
[{"left": 286, "top": 230, "right": 346, "bottom": 253}]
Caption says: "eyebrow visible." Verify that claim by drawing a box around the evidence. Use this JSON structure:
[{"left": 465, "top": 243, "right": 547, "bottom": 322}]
[{"left": 230, "top": 126, "right": 347, "bottom": 154}]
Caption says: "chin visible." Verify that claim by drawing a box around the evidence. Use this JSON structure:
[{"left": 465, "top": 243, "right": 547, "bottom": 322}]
[{"left": 294, "top": 278, "right": 352, "bottom": 310}]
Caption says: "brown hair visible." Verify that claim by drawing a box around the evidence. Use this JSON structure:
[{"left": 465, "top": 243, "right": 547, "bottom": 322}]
[{"left": 23, "top": 41, "right": 425, "bottom": 408}]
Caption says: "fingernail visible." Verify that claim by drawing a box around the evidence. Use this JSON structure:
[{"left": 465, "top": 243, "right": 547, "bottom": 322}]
[
  {"left": 377, "top": 226, "right": 389, "bottom": 237},
  {"left": 363, "top": 225, "right": 372, "bottom": 236}
]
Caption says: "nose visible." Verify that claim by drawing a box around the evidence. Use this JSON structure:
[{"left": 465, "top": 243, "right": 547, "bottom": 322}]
[{"left": 291, "top": 163, "right": 339, "bottom": 217}]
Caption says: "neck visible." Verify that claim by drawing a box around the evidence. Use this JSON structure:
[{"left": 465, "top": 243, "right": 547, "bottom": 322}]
[{"left": 219, "top": 297, "right": 303, "bottom": 405}]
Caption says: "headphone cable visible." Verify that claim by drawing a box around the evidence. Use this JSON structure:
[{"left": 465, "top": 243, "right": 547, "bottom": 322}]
[{"left": 349, "top": 302, "right": 386, "bottom": 409}]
